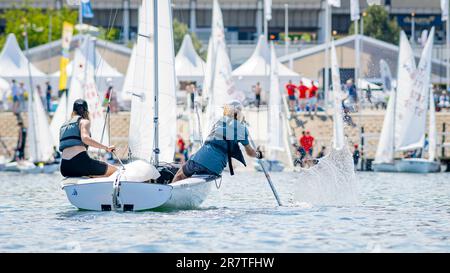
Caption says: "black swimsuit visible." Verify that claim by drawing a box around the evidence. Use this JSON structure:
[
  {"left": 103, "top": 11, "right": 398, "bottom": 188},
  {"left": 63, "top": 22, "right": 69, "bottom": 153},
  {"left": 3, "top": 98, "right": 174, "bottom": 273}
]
[{"left": 60, "top": 151, "right": 108, "bottom": 177}]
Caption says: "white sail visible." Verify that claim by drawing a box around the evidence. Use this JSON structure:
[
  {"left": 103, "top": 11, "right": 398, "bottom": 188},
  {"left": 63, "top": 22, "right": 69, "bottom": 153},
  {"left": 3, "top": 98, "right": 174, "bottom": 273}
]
[
  {"left": 268, "top": 43, "right": 283, "bottom": 151},
  {"left": 428, "top": 88, "right": 437, "bottom": 161},
  {"left": 120, "top": 45, "right": 137, "bottom": 104},
  {"left": 202, "top": 0, "right": 226, "bottom": 103},
  {"left": 157, "top": 0, "right": 177, "bottom": 163},
  {"left": 330, "top": 40, "right": 345, "bottom": 150},
  {"left": 28, "top": 88, "right": 54, "bottom": 162},
  {"left": 50, "top": 92, "right": 68, "bottom": 147},
  {"left": 203, "top": 37, "right": 214, "bottom": 99},
  {"left": 395, "top": 29, "right": 434, "bottom": 151},
  {"left": 128, "top": 0, "right": 177, "bottom": 163},
  {"left": 374, "top": 89, "right": 395, "bottom": 163},
  {"left": 374, "top": 60, "right": 395, "bottom": 163}
]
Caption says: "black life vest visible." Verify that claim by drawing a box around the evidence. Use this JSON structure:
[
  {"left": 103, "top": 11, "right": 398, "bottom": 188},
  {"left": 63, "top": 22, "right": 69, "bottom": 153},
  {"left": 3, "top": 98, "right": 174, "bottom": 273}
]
[{"left": 59, "top": 116, "right": 87, "bottom": 152}]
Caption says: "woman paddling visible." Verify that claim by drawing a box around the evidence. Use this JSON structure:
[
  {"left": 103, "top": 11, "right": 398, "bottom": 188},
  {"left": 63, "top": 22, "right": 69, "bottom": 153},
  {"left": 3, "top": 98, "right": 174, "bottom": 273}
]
[
  {"left": 172, "top": 100, "right": 263, "bottom": 183},
  {"left": 59, "top": 99, "right": 117, "bottom": 178}
]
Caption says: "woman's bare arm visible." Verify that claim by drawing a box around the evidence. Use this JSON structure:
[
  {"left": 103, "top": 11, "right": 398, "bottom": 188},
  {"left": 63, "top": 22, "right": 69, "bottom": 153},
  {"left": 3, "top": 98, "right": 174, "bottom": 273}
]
[
  {"left": 244, "top": 144, "right": 262, "bottom": 158},
  {"left": 79, "top": 119, "right": 114, "bottom": 152}
]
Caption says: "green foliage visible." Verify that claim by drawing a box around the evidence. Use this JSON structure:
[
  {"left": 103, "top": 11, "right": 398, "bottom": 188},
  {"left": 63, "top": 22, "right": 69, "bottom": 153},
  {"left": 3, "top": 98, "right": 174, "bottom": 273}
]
[
  {"left": 349, "top": 5, "right": 401, "bottom": 45},
  {"left": 98, "top": 27, "right": 120, "bottom": 41},
  {"left": 0, "top": 3, "right": 78, "bottom": 49},
  {"left": 173, "top": 18, "right": 205, "bottom": 59}
]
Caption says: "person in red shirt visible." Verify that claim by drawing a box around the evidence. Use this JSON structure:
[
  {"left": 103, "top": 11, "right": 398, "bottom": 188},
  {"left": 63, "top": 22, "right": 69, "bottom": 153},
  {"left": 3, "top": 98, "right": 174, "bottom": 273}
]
[
  {"left": 176, "top": 135, "right": 188, "bottom": 163},
  {"left": 297, "top": 80, "right": 309, "bottom": 112},
  {"left": 308, "top": 81, "right": 319, "bottom": 116},
  {"left": 285, "top": 80, "right": 297, "bottom": 112},
  {"left": 299, "top": 130, "right": 314, "bottom": 156}
]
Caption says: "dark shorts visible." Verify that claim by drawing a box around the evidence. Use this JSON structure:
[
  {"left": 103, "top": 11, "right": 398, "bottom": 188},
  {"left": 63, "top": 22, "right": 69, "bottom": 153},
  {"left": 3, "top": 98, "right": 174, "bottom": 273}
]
[
  {"left": 182, "top": 160, "right": 217, "bottom": 177},
  {"left": 288, "top": 95, "right": 296, "bottom": 101},
  {"left": 60, "top": 151, "right": 108, "bottom": 177}
]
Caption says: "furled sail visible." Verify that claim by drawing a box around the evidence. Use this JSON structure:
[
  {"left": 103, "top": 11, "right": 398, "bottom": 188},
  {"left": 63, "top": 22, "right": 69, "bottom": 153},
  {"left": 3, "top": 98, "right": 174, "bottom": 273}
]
[
  {"left": 27, "top": 88, "right": 54, "bottom": 162},
  {"left": 330, "top": 40, "right": 345, "bottom": 150},
  {"left": 267, "top": 42, "right": 283, "bottom": 151}
]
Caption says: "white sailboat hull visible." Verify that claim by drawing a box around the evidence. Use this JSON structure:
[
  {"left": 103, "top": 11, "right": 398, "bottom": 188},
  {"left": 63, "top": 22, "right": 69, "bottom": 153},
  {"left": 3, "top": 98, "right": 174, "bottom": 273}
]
[
  {"left": 373, "top": 159, "right": 441, "bottom": 173},
  {"left": 61, "top": 175, "right": 217, "bottom": 211},
  {"left": 2, "top": 161, "right": 35, "bottom": 172}
]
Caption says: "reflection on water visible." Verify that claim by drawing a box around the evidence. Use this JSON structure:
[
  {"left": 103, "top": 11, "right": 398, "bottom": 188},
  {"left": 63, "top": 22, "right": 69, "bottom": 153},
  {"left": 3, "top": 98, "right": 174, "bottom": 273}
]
[{"left": 0, "top": 171, "right": 449, "bottom": 252}]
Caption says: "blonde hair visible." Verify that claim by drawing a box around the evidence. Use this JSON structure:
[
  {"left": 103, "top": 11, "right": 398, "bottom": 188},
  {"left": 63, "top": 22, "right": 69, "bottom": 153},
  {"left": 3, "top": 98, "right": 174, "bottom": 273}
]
[{"left": 223, "top": 103, "right": 242, "bottom": 120}]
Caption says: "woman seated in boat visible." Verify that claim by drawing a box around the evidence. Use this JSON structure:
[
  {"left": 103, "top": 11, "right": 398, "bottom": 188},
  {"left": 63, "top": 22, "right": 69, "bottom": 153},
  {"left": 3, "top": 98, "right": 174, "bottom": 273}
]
[
  {"left": 172, "top": 100, "right": 263, "bottom": 183},
  {"left": 59, "top": 99, "right": 117, "bottom": 178}
]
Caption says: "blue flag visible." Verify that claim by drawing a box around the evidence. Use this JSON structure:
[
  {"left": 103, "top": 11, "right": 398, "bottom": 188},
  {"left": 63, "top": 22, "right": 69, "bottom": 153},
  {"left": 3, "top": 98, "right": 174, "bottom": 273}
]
[{"left": 81, "top": 0, "right": 94, "bottom": 18}]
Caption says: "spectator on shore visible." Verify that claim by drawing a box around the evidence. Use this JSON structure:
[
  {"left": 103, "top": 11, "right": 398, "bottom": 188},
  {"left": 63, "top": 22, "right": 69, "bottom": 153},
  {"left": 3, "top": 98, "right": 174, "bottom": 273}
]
[
  {"left": 11, "top": 80, "right": 20, "bottom": 114},
  {"left": 103, "top": 80, "right": 119, "bottom": 113},
  {"left": 45, "top": 81, "right": 52, "bottom": 113},
  {"left": 18, "top": 82, "right": 26, "bottom": 112},
  {"left": 285, "top": 80, "right": 297, "bottom": 113},
  {"left": 308, "top": 81, "right": 319, "bottom": 116},
  {"left": 438, "top": 91, "right": 449, "bottom": 109},
  {"left": 14, "top": 120, "right": 27, "bottom": 162},
  {"left": 317, "top": 146, "right": 326, "bottom": 158},
  {"left": 253, "top": 82, "right": 262, "bottom": 110},
  {"left": 299, "top": 130, "right": 314, "bottom": 156},
  {"left": 190, "top": 83, "right": 196, "bottom": 111},
  {"left": 176, "top": 135, "right": 188, "bottom": 163},
  {"left": 352, "top": 144, "right": 360, "bottom": 168},
  {"left": 297, "top": 81, "right": 309, "bottom": 112},
  {"left": 345, "top": 79, "right": 358, "bottom": 110},
  {"left": 36, "top": 85, "right": 45, "bottom": 108}
]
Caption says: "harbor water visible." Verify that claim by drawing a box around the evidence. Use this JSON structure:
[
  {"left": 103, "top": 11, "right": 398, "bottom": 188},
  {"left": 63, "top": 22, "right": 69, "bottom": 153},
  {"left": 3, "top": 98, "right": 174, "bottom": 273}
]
[{"left": 0, "top": 171, "right": 449, "bottom": 252}]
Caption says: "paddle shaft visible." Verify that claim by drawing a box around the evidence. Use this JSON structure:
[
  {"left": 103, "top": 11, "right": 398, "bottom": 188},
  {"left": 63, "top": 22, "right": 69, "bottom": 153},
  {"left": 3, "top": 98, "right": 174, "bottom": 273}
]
[{"left": 248, "top": 134, "right": 283, "bottom": 206}]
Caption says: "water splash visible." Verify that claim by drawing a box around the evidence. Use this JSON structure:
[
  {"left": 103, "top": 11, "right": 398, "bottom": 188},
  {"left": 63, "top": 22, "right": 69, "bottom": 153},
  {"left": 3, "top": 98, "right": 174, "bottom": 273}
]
[{"left": 293, "top": 146, "right": 360, "bottom": 206}]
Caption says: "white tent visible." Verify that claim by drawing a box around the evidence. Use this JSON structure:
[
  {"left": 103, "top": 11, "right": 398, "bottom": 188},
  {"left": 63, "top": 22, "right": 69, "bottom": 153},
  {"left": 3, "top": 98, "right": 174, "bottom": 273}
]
[
  {"left": 0, "top": 34, "right": 48, "bottom": 91},
  {"left": 175, "top": 34, "right": 206, "bottom": 86},
  {"left": 232, "top": 35, "right": 300, "bottom": 99},
  {"left": 50, "top": 36, "right": 123, "bottom": 97},
  {"left": 0, "top": 77, "right": 11, "bottom": 110}
]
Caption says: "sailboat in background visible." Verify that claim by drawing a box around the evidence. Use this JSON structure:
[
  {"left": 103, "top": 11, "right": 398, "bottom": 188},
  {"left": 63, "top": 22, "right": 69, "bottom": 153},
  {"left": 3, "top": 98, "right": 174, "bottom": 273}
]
[
  {"left": 50, "top": 37, "right": 109, "bottom": 150},
  {"left": 255, "top": 43, "right": 285, "bottom": 172},
  {"left": 202, "top": 1, "right": 245, "bottom": 140},
  {"left": 62, "top": 0, "right": 219, "bottom": 212},
  {"left": 373, "top": 29, "right": 440, "bottom": 173},
  {"left": 2, "top": 87, "right": 59, "bottom": 173}
]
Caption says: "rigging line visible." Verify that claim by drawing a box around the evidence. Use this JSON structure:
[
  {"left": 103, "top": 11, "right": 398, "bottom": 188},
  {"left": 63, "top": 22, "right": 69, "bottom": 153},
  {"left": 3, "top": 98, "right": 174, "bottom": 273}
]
[
  {"left": 93, "top": 7, "right": 119, "bottom": 80},
  {"left": 93, "top": 6, "right": 119, "bottom": 154}
]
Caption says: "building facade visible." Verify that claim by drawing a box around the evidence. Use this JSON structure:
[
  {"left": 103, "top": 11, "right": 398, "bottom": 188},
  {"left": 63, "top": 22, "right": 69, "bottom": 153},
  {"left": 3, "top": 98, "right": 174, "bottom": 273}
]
[{"left": 0, "top": 0, "right": 446, "bottom": 44}]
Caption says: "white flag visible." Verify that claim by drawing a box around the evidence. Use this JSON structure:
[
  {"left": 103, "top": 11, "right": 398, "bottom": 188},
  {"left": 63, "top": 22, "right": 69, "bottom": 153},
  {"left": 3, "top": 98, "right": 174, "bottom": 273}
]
[
  {"left": 351, "top": 0, "right": 360, "bottom": 21},
  {"left": 265, "top": 0, "right": 272, "bottom": 21},
  {"left": 328, "top": 0, "right": 341, "bottom": 8},
  {"left": 441, "top": 0, "right": 448, "bottom": 22},
  {"left": 367, "top": 0, "right": 381, "bottom": 5}
]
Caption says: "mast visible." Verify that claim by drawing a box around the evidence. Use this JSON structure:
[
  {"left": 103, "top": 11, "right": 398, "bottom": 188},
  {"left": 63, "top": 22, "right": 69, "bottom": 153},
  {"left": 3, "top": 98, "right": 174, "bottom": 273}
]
[
  {"left": 24, "top": 22, "right": 38, "bottom": 162},
  {"left": 153, "top": 0, "right": 160, "bottom": 166}
]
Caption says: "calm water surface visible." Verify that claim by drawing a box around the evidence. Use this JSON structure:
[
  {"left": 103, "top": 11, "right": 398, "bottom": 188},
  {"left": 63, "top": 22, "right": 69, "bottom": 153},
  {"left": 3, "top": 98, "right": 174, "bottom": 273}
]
[{"left": 0, "top": 171, "right": 449, "bottom": 252}]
